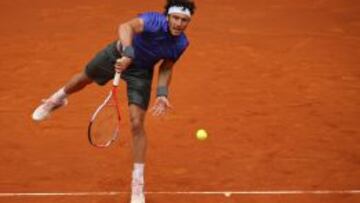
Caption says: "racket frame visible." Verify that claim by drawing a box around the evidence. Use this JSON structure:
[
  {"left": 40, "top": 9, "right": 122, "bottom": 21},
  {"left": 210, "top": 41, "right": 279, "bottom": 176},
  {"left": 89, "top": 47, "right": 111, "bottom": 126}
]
[{"left": 87, "top": 72, "right": 122, "bottom": 148}]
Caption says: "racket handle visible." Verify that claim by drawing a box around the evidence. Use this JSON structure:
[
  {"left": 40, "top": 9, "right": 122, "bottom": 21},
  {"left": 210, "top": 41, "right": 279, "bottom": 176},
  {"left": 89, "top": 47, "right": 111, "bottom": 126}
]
[{"left": 113, "top": 72, "right": 121, "bottom": 87}]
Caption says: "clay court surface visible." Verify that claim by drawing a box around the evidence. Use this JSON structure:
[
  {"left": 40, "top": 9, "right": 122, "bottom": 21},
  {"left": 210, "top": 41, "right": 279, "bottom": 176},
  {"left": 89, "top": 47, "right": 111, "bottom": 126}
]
[{"left": 1, "top": 0, "right": 360, "bottom": 202}]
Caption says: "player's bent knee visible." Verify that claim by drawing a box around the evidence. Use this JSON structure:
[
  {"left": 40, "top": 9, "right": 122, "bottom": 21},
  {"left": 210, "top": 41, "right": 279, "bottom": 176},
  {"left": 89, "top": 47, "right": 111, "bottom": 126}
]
[{"left": 130, "top": 118, "right": 144, "bottom": 134}]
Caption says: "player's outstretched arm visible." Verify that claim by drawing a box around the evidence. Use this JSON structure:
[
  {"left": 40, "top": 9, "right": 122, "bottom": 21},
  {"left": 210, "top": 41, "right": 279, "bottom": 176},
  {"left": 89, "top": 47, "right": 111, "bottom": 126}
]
[{"left": 151, "top": 60, "right": 175, "bottom": 116}]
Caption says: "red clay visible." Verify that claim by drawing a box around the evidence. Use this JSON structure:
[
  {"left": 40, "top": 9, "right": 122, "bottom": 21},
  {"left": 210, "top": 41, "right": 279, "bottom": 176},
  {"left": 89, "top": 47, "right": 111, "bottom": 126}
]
[{"left": 0, "top": 0, "right": 359, "bottom": 202}]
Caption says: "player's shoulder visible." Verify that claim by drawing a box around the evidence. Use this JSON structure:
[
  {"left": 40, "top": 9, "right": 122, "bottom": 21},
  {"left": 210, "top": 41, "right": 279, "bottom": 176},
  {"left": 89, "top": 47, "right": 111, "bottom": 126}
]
[
  {"left": 178, "top": 33, "right": 190, "bottom": 47},
  {"left": 138, "top": 12, "right": 167, "bottom": 32},
  {"left": 174, "top": 33, "right": 189, "bottom": 53},
  {"left": 138, "top": 12, "right": 167, "bottom": 23}
]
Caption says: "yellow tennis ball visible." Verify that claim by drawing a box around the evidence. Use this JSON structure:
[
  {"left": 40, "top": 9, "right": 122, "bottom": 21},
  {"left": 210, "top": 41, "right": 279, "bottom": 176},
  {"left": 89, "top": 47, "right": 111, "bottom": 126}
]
[{"left": 196, "top": 129, "right": 208, "bottom": 140}]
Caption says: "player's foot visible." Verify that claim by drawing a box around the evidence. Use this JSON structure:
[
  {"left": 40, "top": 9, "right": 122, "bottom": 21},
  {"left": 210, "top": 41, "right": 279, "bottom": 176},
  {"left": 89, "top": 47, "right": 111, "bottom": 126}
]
[
  {"left": 32, "top": 98, "right": 68, "bottom": 121},
  {"left": 130, "top": 178, "right": 145, "bottom": 203}
]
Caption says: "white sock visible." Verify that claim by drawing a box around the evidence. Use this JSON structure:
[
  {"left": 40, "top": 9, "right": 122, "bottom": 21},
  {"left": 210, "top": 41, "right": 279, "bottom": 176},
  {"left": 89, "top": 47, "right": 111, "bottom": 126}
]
[
  {"left": 50, "top": 87, "right": 67, "bottom": 101},
  {"left": 132, "top": 163, "right": 144, "bottom": 182}
]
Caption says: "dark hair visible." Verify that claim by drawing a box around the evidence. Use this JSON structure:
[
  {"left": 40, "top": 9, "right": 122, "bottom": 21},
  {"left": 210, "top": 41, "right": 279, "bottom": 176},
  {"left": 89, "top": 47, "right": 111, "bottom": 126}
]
[{"left": 164, "top": 0, "right": 196, "bottom": 15}]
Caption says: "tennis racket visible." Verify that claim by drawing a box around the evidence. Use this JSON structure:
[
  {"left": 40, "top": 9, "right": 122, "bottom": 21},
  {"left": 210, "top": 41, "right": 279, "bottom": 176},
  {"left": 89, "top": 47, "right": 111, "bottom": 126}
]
[{"left": 88, "top": 72, "right": 122, "bottom": 148}]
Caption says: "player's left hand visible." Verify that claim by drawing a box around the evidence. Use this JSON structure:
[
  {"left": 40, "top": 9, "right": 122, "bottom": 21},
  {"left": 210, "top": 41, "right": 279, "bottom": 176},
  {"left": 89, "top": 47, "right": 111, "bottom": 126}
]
[{"left": 151, "top": 96, "right": 172, "bottom": 117}]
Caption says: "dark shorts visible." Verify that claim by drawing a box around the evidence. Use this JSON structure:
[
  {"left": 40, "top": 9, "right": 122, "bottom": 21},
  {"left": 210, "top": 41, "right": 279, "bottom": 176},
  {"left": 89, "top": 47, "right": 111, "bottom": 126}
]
[{"left": 85, "top": 41, "right": 154, "bottom": 110}]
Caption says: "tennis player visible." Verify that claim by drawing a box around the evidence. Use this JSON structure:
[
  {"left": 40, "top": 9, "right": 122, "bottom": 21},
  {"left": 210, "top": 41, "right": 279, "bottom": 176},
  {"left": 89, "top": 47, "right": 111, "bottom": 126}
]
[{"left": 32, "top": 0, "right": 196, "bottom": 202}]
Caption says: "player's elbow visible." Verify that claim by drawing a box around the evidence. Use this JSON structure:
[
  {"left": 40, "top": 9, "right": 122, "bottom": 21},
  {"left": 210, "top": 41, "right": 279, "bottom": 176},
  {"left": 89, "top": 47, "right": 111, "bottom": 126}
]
[{"left": 118, "top": 23, "right": 131, "bottom": 33}]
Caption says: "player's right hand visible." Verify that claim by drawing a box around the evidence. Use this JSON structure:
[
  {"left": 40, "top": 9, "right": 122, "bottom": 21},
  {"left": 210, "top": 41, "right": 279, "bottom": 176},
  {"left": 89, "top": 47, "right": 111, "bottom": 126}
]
[{"left": 114, "top": 56, "right": 132, "bottom": 72}]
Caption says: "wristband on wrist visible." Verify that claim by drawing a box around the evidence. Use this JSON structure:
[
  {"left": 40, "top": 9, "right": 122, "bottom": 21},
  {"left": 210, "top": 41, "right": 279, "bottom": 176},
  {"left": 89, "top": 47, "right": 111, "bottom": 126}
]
[
  {"left": 122, "top": 46, "right": 135, "bottom": 59},
  {"left": 156, "top": 86, "right": 168, "bottom": 97}
]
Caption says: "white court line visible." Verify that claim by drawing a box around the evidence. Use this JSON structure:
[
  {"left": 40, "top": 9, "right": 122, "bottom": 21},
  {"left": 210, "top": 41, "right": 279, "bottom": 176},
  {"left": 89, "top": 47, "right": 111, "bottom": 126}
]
[{"left": 0, "top": 190, "right": 360, "bottom": 197}]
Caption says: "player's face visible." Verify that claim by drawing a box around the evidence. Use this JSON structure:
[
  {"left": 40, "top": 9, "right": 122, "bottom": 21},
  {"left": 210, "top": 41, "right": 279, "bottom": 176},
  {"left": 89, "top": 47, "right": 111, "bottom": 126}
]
[{"left": 167, "top": 13, "right": 191, "bottom": 36}]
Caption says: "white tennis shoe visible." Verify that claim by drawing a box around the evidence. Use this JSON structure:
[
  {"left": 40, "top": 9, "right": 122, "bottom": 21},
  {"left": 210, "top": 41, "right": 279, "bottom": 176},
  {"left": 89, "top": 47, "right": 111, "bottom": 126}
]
[
  {"left": 32, "top": 98, "right": 68, "bottom": 121},
  {"left": 130, "top": 178, "right": 145, "bottom": 203}
]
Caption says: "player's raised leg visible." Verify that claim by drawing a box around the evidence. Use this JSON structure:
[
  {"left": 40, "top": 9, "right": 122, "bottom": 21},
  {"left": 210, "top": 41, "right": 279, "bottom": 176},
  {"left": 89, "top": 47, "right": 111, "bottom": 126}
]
[
  {"left": 32, "top": 72, "right": 93, "bottom": 121},
  {"left": 129, "top": 104, "right": 147, "bottom": 203}
]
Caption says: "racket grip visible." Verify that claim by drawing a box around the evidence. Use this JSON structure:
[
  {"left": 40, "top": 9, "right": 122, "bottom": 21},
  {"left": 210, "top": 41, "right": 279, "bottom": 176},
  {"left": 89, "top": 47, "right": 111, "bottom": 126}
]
[{"left": 113, "top": 72, "right": 121, "bottom": 86}]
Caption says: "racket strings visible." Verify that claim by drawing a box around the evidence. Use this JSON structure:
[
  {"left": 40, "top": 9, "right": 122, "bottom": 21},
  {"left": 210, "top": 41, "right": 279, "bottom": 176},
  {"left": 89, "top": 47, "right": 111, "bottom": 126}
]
[{"left": 89, "top": 101, "right": 121, "bottom": 147}]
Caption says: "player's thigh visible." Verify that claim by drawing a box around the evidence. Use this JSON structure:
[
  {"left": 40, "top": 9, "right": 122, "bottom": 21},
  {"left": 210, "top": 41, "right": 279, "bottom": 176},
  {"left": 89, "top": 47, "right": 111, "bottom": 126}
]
[
  {"left": 85, "top": 42, "right": 119, "bottom": 86},
  {"left": 122, "top": 67, "right": 154, "bottom": 110}
]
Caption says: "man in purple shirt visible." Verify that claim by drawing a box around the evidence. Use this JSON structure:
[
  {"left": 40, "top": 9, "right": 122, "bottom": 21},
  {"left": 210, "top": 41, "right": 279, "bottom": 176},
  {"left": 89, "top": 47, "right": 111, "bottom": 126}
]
[{"left": 32, "top": 0, "right": 196, "bottom": 202}]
